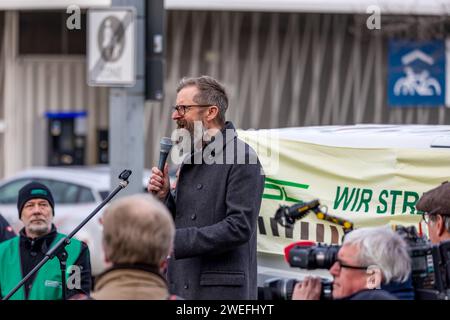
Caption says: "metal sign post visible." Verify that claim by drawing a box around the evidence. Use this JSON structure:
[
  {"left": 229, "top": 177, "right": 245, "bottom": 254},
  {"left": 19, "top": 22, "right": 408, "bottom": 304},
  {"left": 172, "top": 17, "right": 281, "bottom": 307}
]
[{"left": 87, "top": 1, "right": 145, "bottom": 197}]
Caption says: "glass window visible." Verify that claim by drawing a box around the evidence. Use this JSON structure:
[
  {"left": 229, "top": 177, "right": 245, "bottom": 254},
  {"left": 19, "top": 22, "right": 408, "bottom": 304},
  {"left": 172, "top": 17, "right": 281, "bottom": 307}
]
[
  {"left": 0, "top": 178, "right": 96, "bottom": 205},
  {"left": 99, "top": 191, "right": 110, "bottom": 201},
  {"left": 19, "top": 11, "right": 86, "bottom": 55},
  {"left": 0, "top": 179, "right": 34, "bottom": 204},
  {"left": 36, "top": 179, "right": 95, "bottom": 204},
  {"left": 78, "top": 187, "right": 96, "bottom": 203},
  {"left": 35, "top": 179, "right": 79, "bottom": 204}
]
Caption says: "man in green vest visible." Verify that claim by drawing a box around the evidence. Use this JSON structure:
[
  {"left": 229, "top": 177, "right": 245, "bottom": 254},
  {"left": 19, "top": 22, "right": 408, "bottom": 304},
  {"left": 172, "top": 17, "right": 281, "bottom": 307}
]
[{"left": 0, "top": 182, "right": 92, "bottom": 300}]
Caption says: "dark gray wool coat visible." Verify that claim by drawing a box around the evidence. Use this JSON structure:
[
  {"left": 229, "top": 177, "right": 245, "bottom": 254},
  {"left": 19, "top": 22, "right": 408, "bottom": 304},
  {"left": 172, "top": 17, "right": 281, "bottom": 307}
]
[{"left": 165, "top": 121, "right": 265, "bottom": 300}]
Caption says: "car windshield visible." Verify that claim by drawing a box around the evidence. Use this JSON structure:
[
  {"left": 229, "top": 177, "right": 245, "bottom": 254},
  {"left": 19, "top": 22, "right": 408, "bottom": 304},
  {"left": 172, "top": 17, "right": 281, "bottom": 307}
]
[
  {"left": 99, "top": 190, "right": 110, "bottom": 201},
  {"left": 0, "top": 178, "right": 96, "bottom": 204}
]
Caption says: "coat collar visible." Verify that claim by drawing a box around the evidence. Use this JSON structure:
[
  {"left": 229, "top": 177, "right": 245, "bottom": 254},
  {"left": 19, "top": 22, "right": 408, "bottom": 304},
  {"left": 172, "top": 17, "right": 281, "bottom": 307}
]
[
  {"left": 19, "top": 224, "right": 57, "bottom": 253},
  {"left": 92, "top": 264, "right": 169, "bottom": 299},
  {"left": 95, "top": 263, "right": 164, "bottom": 281},
  {"left": 221, "top": 121, "right": 237, "bottom": 146}
]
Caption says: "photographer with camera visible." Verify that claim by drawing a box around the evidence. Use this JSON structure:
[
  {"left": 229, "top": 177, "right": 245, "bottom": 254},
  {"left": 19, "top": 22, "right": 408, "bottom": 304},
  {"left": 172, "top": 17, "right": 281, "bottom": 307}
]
[
  {"left": 417, "top": 181, "right": 450, "bottom": 245},
  {"left": 292, "top": 226, "right": 411, "bottom": 300}
]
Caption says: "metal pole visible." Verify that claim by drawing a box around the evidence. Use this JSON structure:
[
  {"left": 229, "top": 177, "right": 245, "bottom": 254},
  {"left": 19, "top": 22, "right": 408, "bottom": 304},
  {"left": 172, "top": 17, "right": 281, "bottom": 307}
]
[{"left": 109, "top": 0, "right": 145, "bottom": 196}]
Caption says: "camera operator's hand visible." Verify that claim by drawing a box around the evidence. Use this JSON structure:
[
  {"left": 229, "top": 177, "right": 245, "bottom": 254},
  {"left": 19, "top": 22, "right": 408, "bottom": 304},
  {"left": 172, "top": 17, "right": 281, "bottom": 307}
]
[{"left": 292, "top": 276, "right": 322, "bottom": 300}]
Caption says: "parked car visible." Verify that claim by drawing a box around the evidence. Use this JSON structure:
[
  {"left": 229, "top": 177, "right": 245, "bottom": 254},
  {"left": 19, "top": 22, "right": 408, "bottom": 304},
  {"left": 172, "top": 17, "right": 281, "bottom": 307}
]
[{"left": 0, "top": 165, "right": 152, "bottom": 275}]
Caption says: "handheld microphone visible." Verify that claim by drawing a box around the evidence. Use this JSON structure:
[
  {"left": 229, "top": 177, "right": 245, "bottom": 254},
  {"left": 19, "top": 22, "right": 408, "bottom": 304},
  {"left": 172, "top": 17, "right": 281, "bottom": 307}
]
[{"left": 158, "top": 137, "right": 173, "bottom": 172}]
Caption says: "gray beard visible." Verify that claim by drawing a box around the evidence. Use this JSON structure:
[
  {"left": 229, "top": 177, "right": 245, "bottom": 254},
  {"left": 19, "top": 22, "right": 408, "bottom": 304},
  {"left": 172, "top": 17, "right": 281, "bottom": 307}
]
[
  {"left": 27, "top": 223, "right": 50, "bottom": 237},
  {"left": 184, "top": 124, "right": 208, "bottom": 153}
]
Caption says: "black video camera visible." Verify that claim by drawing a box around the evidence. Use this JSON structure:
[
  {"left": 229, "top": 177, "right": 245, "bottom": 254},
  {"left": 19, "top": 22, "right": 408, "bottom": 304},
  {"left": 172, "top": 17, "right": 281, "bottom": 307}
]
[
  {"left": 264, "top": 199, "right": 450, "bottom": 300},
  {"left": 263, "top": 278, "right": 333, "bottom": 300},
  {"left": 394, "top": 225, "right": 450, "bottom": 300},
  {"left": 262, "top": 242, "right": 338, "bottom": 300},
  {"left": 271, "top": 226, "right": 450, "bottom": 300},
  {"left": 262, "top": 200, "right": 348, "bottom": 300},
  {"left": 287, "top": 243, "right": 340, "bottom": 270}
]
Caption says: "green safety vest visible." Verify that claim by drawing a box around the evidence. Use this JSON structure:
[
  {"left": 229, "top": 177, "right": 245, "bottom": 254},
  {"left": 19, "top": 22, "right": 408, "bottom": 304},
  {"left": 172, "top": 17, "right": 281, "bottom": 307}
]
[{"left": 0, "top": 233, "right": 82, "bottom": 300}]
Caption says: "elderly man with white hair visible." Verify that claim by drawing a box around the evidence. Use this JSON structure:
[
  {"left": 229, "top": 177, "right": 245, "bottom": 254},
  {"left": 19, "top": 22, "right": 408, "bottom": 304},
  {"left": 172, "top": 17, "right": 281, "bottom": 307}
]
[{"left": 292, "top": 226, "right": 411, "bottom": 300}]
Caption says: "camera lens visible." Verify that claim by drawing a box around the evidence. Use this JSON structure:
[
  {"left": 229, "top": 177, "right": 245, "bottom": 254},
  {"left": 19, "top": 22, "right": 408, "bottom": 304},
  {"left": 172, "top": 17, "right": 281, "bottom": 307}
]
[
  {"left": 316, "top": 245, "right": 339, "bottom": 269},
  {"left": 263, "top": 278, "right": 333, "bottom": 300},
  {"left": 288, "top": 244, "right": 340, "bottom": 269},
  {"left": 263, "top": 278, "right": 297, "bottom": 300}
]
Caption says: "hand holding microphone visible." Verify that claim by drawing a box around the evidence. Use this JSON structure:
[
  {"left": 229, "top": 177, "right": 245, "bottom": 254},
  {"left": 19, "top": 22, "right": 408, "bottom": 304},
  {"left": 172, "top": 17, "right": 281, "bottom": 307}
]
[{"left": 147, "top": 137, "right": 172, "bottom": 200}]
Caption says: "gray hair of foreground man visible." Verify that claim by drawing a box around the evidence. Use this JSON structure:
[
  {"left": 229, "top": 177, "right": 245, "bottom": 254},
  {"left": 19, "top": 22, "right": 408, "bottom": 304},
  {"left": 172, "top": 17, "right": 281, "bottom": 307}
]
[
  {"left": 343, "top": 226, "right": 411, "bottom": 284},
  {"left": 102, "top": 194, "right": 175, "bottom": 266},
  {"left": 177, "top": 76, "right": 228, "bottom": 125}
]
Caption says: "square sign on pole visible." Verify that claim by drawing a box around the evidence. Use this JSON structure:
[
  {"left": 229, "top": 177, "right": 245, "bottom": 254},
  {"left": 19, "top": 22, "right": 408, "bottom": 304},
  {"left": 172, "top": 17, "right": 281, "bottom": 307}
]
[
  {"left": 387, "top": 40, "right": 446, "bottom": 107},
  {"left": 87, "top": 8, "right": 136, "bottom": 87}
]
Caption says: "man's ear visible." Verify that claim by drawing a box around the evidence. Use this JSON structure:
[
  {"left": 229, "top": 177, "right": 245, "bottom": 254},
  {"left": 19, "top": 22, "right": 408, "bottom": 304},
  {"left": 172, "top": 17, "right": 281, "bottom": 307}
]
[
  {"left": 102, "top": 240, "right": 111, "bottom": 265},
  {"left": 437, "top": 215, "right": 446, "bottom": 237},
  {"left": 366, "top": 266, "right": 382, "bottom": 290},
  {"left": 206, "top": 106, "right": 219, "bottom": 122},
  {"left": 159, "top": 258, "right": 168, "bottom": 275}
]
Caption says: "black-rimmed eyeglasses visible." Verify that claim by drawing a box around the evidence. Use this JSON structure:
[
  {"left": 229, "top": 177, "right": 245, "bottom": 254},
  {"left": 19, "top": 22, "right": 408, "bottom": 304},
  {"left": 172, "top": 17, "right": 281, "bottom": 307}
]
[
  {"left": 171, "top": 104, "right": 212, "bottom": 116},
  {"left": 422, "top": 209, "right": 440, "bottom": 225},
  {"left": 335, "top": 258, "right": 368, "bottom": 271}
]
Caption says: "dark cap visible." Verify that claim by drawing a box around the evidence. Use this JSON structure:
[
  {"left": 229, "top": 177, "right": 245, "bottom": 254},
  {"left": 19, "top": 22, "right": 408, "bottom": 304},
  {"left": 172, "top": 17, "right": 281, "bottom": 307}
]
[
  {"left": 17, "top": 182, "right": 55, "bottom": 218},
  {"left": 416, "top": 181, "right": 450, "bottom": 216}
]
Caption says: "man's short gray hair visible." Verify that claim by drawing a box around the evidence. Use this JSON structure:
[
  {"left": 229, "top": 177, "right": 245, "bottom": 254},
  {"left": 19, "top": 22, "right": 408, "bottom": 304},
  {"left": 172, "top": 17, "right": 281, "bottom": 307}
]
[
  {"left": 177, "top": 75, "right": 228, "bottom": 125},
  {"left": 430, "top": 214, "right": 450, "bottom": 234},
  {"left": 446, "top": 216, "right": 450, "bottom": 233},
  {"left": 343, "top": 226, "right": 411, "bottom": 284}
]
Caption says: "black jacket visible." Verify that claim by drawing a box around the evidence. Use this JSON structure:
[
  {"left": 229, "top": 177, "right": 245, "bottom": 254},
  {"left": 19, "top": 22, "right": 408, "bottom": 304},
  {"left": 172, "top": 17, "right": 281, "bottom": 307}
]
[
  {"left": 165, "top": 121, "right": 265, "bottom": 300},
  {"left": 0, "top": 225, "right": 91, "bottom": 299},
  {"left": 342, "top": 289, "right": 398, "bottom": 300},
  {"left": 0, "top": 215, "right": 15, "bottom": 243}
]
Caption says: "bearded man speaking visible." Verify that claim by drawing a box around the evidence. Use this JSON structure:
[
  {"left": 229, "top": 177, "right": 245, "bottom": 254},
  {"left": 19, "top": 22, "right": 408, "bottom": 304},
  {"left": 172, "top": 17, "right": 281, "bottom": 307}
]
[{"left": 148, "top": 76, "right": 265, "bottom": 300}]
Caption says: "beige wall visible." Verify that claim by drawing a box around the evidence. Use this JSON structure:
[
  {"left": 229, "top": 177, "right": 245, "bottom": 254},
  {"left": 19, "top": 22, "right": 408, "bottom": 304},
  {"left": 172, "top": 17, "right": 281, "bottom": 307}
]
[
  {"left": 1, "top": 10, "right": 449, "bottom": 177},
  {"left": 1, "top": 11, "right": 109, "bottom": 178},
  {"left": 144, "top": 11, "right": 450, "bottom": 166}
]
